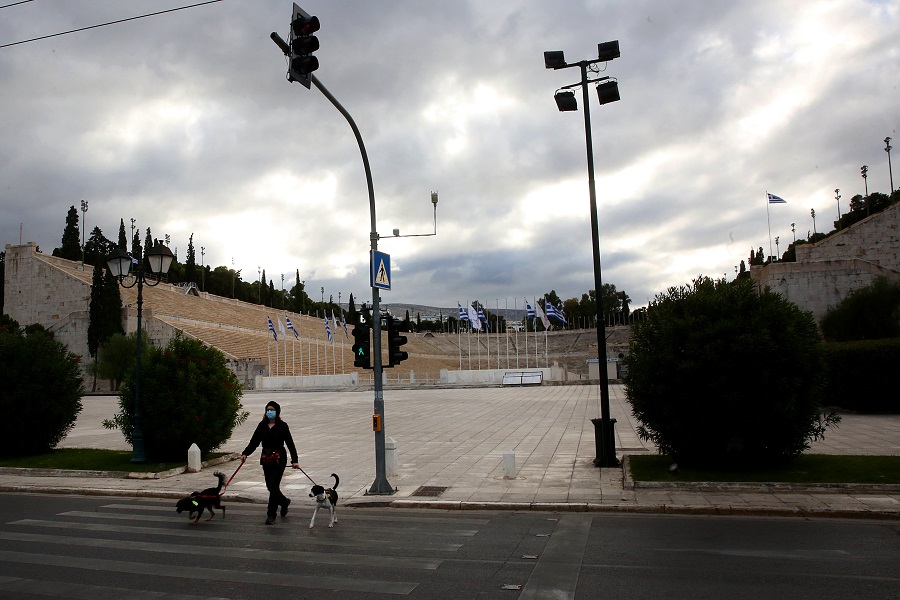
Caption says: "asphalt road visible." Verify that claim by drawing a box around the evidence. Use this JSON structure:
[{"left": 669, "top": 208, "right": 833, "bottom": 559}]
[{"left": 0, "top": 493, "right": 897, "bottom": 599}]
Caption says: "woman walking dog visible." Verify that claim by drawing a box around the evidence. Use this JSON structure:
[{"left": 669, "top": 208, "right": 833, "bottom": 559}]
[{"left": 240, "top": 401, "right": 299, "bottom": 524}]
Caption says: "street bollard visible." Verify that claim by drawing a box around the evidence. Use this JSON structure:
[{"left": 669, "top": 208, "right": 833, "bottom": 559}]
[
  {"left": 385, "top": 436, "right": 397, "bottom": 478},
  {"left": 187, "top": 443, "right": 202, "bottom": 473},
  {"left": 503, "top": 450, "right": 516, "bottom": 478}
]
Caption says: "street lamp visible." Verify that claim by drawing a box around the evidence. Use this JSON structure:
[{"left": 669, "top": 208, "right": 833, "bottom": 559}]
[
  {"left": 886, "top": 137, "right": 894, "bottom": 194},
  {"left": 80, "top": 200, "right": 88, "bottom": 269},
  {"left": 544, "top": 41, "right": 621, "bottom": 468},
  {"left": 835, "top": 189, "right": 841, "bottom": 225},
  {"left": 861, "top": 165, "right": 869, "bottom": 216},
  {"left": 106, "top": 242, "right": 174, "bottom": 463}
]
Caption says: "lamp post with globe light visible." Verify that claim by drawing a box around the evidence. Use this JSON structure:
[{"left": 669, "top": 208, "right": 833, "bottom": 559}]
[{"left": 105, "top": 243, "right": 174, "bottom": 463}]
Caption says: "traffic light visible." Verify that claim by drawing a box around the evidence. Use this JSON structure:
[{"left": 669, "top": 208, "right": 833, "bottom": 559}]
[
  {"left": 386, "top": 317, "right": 409, "bottom": 367},
  {"left": 288, "top": 3, "right": 320, "bottom": 88},
  {"left": 351, "top": 319, "right": 371, "bottom": 369}
]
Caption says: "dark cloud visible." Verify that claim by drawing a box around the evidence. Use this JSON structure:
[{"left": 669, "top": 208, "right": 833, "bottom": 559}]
[{"left": 1, "top": 0, "right": 896, "bottom": 310}]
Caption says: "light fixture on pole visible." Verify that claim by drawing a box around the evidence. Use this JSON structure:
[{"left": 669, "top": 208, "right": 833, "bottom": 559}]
[
  {"left": 387, "top": 192, "right": 440, "bottom": 238},
  {"left": 861, "top": 165, "right": 869, "bottom": 216},
  {"left": 886, "top": 137, "right": 894, "bottom": 194},
  {"left": 80, "top": 200, "right": 88, "bottom": 269},
  {"left": 544, "top": 40, "right": 621, "bottom": 468},
  {"left": 105, "top": 242, "right": 174, "bottom": 463}
]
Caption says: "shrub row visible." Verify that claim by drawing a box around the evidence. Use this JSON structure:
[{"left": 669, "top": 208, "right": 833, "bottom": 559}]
[{"left": 821, "top": 338, "right": 900, "bottom": 413}]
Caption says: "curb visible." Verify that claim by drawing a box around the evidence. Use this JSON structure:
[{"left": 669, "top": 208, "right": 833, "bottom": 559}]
[
  {"left": 621, "top": 455, "right": 900, "bottom": 494},
  {"left": 0, "top": 453, "right": 240, "bottom": 480},
  {"left": 343, "top": 498, "right": 900, "bottom": 520},
  {"left": 0, "top": 485, "right": 896, "bottom": 520}
]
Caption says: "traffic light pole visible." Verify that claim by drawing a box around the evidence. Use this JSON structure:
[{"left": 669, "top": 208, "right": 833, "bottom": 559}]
[{"left": 310, "top": 74, "right": 393, "bottom": 494}]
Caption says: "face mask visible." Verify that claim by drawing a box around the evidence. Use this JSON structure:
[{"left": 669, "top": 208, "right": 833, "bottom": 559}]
[{"left": 265, "top": 410, "right": 276, "bottom": 419}]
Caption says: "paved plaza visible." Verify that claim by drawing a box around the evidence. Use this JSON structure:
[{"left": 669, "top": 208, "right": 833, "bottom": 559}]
[{"left": 1, "top": 384, "right": 898, "bottom": 518}]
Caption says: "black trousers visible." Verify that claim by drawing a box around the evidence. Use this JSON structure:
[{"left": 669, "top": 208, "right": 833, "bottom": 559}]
[{"left": 263, "top": 463, "right": 289, "bottom": 517}]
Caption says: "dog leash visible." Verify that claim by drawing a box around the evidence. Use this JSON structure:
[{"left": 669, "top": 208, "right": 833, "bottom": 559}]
[
  {"left": 297, "top": 465, "right": 317, "bottom": 486},
  {"left": 220, "top": 459, "right": 245, "bottom": 495}
]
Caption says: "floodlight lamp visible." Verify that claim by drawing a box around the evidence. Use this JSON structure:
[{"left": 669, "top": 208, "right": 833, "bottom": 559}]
[
  {"left": 544, "top": 51, "right": 566, "bottom": 69},
  {"left": 597, "top": 40, "right": 620, "bottom": 62},
  {"left": 554, "top": 90, "right": 578, "bottom": 112},
  {"left": 596, "top": 80, "right": 620, "bottom": 105},
  {"left": 431, "top": 191, "right": 438, "bottom": 206}
]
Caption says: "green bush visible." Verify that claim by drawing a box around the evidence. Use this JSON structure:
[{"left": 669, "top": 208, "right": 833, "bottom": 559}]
[
  {"left": 104, "top": 335, "right": 249, "bottom": 461},
  {"left": 624, "top": 277, "right": 837, "bottom": 469},
  {"left": 822, "top": 339, "right": 900, "bottom": 412},
  {"left": 820, "top": 277, "right": 900, "bottom": 341},
  {"left": 0, "top": 319, "right": 84, "bottom": 457}
]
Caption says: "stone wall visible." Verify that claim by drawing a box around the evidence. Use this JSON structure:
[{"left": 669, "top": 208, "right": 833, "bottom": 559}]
[
  {"left": 4, "top": 242, "right": 92, "bottom": 357},
  {"left": 751, "top": 202, "right": 900, "bottom": 324}
]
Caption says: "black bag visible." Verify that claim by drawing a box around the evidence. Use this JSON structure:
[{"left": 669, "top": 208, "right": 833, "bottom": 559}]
[{"left": 260, "top": 449, "right": 281, "bottom": 466}]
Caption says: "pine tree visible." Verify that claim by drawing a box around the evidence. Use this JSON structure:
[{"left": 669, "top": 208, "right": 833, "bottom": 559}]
[
  {"left": 53, "top": 206, "right": 82, "bottom": 260},
  {"left": 84, "top": 226, "right": 113, "bottom": 267}
]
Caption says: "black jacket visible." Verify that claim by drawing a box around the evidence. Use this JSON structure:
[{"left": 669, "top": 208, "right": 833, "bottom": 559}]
[{"left": 242, "top": 420, "right": 298, "bottom": 467}]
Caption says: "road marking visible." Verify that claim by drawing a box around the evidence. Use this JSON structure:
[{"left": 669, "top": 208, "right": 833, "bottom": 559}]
[
  {"left": 0, "top": 550, "right": 418, "bottom": 595},
  {"left": 0, "top": 531, "right": 443, "bottom": 570},
  {"left": 519, "top": 513, "right": 593, "bottom": 600},
  {"left": 0, "top": 575, "right": 227, "bottom": 600}
]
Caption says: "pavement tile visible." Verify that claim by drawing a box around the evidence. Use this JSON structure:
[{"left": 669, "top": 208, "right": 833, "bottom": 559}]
[{"left": 0, "top": 385, "right": 894, "bottom": 519}]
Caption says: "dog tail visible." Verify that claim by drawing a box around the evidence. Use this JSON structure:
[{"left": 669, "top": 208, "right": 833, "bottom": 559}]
[
  {"left": 330, "top": 473, "right": 339, "bottom": 490},
  {"left": 214, "top": 471, "right": 226, "bottom": 495}
]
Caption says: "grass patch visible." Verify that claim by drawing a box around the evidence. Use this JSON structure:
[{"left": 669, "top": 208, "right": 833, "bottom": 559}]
[
  {"left": 629, "top": 454, "right": 900, "bottom": 485},
  {"left": 0, "top": 448, "right": 229, "bottom": 473}
]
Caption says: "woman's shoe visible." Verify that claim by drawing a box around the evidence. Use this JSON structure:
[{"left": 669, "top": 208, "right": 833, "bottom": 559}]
[{"left": 280, "top": 498, "right": 291, "bottom": 517}]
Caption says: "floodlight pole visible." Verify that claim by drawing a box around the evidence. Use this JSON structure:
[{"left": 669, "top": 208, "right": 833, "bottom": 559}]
[
  {"left": 310, "top": 74, "right": 393, "bottom": 494},
  {"left": 578, "top": 61, "right": 618, "bottom": 468},
  {"left": 548, "top": 54, "right": 618, "bottom": 468}
]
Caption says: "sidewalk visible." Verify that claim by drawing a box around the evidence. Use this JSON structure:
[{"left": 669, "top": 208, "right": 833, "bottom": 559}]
[{"left": 1, "top": 385, "right": 897, "bottom": 519}]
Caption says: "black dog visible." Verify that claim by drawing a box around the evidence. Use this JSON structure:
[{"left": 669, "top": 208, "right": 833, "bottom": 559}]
[
  {"left": 309, "top": 473, "right": 340, "bottom": 528},
  {"left": 176, "top": 471, "right": 226, "bottom": 524}
]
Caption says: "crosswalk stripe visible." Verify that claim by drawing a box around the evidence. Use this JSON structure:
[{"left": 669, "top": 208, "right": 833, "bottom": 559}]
[
  {"left": 0, "top": 531, "right": 443, "bottom": 570},
  {"left": 8, "top": 519, "right": 465, "bottom": 552},
  {"left": 0, "top": 550, "right": 419, "bottom": 595},
  {"left": 0, "top": 575, "right": 228, "bottom": 600}
]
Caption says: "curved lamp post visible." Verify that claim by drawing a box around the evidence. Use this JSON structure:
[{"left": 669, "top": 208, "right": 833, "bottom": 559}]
[{"left": 106, "top": 243, "right": 174, "bottom": 463}]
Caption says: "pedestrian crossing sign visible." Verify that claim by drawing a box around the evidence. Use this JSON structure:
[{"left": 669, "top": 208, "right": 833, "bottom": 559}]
[{"left": 371, "top": 250, "right": 391, "bottom": 290}]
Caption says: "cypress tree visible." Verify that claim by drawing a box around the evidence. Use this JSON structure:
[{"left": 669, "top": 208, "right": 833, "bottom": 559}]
[
  {"left": 185, "top": 233, "right": 196, "bottom": 283},
  {"left": 53, "top": 206, "right": 82, "bottom": 260},
  {"left": 117, "top": 219, "right": 127, "bottom": 250}
]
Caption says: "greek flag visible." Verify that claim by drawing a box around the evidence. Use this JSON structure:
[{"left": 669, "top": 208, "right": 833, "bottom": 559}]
[
  {"left": 546, "top": 301, "right": 567, "bottom": 324},
  {"left": 458, "top": 302, "right": 470, "bottom": 322},
  {"left": 341, "top": 312, "right": 349, "bottom": 338},
  {"left": 285, "top": 316, "right": 299, "bottom": 339},
  {"left": 477, "top": 304, "right": 490, "bottom": 331},
  {"left": 767, "top": 192, "right": 786, "bottom": 204},
  {"left": 525, "top": 300, "right": 536, "bottom": 325},
  {"left": 267, "top": 317, "right": 278, "bottom": 341},
  {"left": 324, "top": 316, "right": 333, "bottom": 342}
]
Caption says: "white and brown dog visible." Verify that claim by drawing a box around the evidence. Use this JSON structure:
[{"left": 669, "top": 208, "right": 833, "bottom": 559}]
[{"left": 309, "top": 473, "right": 339, "bottom": 528}]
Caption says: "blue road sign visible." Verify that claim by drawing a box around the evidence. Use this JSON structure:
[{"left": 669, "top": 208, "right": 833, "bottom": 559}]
[{"left": 371, "top": 250, "right": 391, "bottom": 290}]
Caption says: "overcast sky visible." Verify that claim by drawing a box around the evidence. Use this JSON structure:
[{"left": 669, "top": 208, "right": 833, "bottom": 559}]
[{"left": 2, "top": 1, "right": 897, "bottom": 309}]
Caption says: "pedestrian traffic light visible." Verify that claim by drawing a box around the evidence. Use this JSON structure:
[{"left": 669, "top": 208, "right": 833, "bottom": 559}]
[
  {"left": 351, "top": 320, "right": 371, "bottom": 369},
  {"left": 386, "top": 317, "right": 409, "bottom": 367},
  {"left": 288, "top": 3, "right": 320, "bottom": 88}
]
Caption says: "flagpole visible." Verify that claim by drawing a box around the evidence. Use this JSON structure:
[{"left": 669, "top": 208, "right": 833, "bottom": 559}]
[
  {"left": 514, "top": 297, "right": 519, "bottom": 368},
  {"left": 466, "top": 301, "right": 472, "bottom": 370},
  {"left": 524, "top": 298, "right": 529, "bottom": 368},
  {"left": 766, "top": 191, "right": 773, "bottom": 261},
  {"left": 532, "top": 298, "right": 538, "bottom": 368},
  {"left": 505, "top": 298, "right": 510, "bottom": 369}
]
